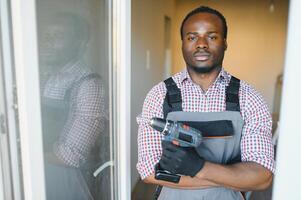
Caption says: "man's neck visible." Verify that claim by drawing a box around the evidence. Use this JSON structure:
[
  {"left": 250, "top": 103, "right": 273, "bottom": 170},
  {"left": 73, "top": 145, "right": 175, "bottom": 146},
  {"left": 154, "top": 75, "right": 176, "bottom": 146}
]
[
  {"left": 187, "top": 67, "right": 221, "bottom": 92},
  {"left": 41, "top": 58, "right": 79, "bottom": 75}
]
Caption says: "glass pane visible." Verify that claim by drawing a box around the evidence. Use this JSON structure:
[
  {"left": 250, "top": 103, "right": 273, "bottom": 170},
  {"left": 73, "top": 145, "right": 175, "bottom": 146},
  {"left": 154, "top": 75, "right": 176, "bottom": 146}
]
[{"left": 36, "top": 0, "right": 113, "bottom": 199}]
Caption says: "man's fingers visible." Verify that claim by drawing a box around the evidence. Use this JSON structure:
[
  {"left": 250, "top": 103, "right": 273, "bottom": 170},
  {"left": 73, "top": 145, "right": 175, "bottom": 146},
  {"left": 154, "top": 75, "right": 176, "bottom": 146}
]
[
  {"left": 162, "top": 140, "right": 178, "bottom": 152},
  {"left": 161, "top": 153, "right": 172, "bottom": 161}
]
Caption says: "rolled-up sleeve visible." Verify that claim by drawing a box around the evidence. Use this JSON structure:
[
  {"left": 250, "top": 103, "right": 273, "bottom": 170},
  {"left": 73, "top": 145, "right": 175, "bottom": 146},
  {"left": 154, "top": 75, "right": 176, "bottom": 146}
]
[
  {"left": 54, "top": 77, "right": 107, "bottom": 167},
  {"left": 136, "top": 83, "right": 166, "bottom": 179},
  {"left": 240, "top": 84, "right": 275, "bottom": 173}
]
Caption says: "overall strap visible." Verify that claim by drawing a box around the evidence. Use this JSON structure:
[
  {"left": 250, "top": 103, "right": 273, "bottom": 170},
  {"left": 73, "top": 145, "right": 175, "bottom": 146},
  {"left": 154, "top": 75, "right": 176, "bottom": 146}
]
[
  {"left": 225, "top": 76, "right": 240, "bottom": 112},
  {"left": 162, "top": 77, "right": 183, "bottom": 118}
]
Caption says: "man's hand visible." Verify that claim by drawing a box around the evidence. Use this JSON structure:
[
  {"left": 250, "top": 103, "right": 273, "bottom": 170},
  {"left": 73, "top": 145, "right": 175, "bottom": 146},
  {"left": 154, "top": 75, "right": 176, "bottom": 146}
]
[
  {"left": 145, "top": 141, "right": 272, "bottom": 191},
  {"left": 159, "top": 141, "right": 205, "bottom": 177}
]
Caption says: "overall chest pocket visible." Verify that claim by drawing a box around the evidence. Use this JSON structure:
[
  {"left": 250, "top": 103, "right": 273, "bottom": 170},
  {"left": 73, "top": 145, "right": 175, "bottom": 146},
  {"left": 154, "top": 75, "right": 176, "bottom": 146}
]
[{"left": 196, "top": 136, "right": 241, "bottom": 164}]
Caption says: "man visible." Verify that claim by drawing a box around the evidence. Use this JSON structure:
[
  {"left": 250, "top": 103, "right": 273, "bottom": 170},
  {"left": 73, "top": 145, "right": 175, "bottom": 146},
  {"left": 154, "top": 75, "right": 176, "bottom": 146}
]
[
  {"left": 38, "top": 12, "right": 110, "bottom": 200},
  {"left": 137, "top": 6, "right": 274, "bottom": 199}
]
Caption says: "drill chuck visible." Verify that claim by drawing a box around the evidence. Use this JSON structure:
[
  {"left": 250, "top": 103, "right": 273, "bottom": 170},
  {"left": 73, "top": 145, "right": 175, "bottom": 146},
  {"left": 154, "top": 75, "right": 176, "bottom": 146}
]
[{"left": 150, "top": 117, "right": 168, "bottom": 133}]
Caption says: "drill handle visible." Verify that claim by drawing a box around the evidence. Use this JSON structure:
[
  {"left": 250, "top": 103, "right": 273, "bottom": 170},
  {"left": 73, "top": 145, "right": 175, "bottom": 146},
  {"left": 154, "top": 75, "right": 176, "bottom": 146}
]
[{"left": 154, "top": 163, "right": 180, "bottom": 183}]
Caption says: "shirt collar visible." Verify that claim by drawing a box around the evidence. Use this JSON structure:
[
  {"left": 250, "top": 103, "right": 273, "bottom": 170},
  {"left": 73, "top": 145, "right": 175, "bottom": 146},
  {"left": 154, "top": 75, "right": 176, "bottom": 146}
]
[
  {"left": 180, "top": 67, "right": 231, "bottom": 85},
  {"left": 59, "top": 60, "right": 86, "bottom": 75}
]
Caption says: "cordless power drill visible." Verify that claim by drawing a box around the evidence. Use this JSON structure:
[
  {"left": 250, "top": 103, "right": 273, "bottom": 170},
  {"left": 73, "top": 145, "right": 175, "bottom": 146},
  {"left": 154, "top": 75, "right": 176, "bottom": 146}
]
[{"left": 149, "top": 117, "right": 203, "bottom": 183}]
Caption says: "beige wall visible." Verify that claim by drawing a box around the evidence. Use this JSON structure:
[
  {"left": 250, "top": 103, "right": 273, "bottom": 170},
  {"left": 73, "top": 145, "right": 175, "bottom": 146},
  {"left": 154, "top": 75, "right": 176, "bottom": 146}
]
[
  {"left": 131, "top": 0, "right": 175, "bottom": 189},
  {"left": 172, "top": 0, "right": 289, "bottom": 111}
]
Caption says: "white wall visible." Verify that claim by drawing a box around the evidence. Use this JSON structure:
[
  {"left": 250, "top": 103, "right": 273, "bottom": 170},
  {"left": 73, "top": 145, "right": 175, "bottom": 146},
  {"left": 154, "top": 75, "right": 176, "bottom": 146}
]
[
  {"left": 131, "top": 0, "right": 175, "bottom": 189},
  {"left": 172, "top": 0, "right": 289, "bottom": 111},
  {"left": 273, "top": 1, "right": 301, "bottom": 199}
]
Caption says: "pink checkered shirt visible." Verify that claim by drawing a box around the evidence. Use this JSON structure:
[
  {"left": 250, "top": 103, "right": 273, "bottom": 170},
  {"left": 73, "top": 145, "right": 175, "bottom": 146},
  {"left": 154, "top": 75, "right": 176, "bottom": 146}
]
[
  {"left": 41, "top": 61, "right": 108, "bottom": 168},
  {"left": 136, "top": 68, "right": 275, "bottom": 180}
]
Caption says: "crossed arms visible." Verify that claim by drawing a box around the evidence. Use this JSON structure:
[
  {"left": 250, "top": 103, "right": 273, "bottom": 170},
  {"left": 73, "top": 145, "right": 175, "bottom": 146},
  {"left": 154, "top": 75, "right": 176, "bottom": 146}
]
[{"left": 144, "top": 161, "right": 273, "bottom": 191}]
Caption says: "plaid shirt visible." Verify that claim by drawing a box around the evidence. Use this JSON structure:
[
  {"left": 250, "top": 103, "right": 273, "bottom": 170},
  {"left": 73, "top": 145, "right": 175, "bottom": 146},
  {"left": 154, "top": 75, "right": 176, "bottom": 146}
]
[
  {"left": 137, "top": 68, "right": 275, "bottom": 180},
  {"left": 41, "top": 60, "right": 108, "bottom": 168}
]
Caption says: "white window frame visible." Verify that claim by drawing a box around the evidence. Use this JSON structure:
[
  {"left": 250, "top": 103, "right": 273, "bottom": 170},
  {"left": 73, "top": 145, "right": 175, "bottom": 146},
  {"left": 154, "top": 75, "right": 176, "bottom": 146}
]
[
  {"left": 0, "top": 0, "right": 23, "bottom": 199},
  {"left": 10, "top": 0, "right": 46, "bottom": 199},
  {"left": 113, "top": 0, "right": 131, "bottom": 199}
]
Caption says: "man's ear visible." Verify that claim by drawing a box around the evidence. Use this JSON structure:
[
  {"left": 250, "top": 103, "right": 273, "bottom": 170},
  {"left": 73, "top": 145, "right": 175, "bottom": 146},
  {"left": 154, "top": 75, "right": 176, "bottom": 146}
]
[{"left": 224, "top": 39, "right": 228, "bottom": 51}]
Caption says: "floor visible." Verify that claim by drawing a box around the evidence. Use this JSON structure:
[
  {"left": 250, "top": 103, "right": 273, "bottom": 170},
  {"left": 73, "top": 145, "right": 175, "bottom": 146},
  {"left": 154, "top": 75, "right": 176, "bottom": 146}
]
[{"left": 131, "top": 180, "right": 157, "bottom": 200}]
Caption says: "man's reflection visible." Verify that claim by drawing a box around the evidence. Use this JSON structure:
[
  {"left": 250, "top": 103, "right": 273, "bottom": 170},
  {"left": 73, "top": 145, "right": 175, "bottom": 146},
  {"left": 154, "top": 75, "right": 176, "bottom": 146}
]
[{"left": 38, "top": 12, "right": 110, "bottom": 200}]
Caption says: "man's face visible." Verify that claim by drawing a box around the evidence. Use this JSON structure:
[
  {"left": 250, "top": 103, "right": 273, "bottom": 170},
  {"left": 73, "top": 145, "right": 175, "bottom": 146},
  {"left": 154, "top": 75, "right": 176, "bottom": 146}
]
[
  {"left": 38, "top": 19, "right": 81, "bottom": 68},
  {"left": 182, "top": 13, "right": 227, "bottom": 73}
]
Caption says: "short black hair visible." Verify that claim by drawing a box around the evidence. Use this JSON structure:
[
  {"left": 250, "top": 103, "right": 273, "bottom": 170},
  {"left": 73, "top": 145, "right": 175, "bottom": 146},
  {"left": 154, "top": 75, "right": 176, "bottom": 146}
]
[
  {"left": 39, "top": 11, "right": 90, "bottom": 44},
  {"left": 54, "top": 12, "right": 90, "bottom": 44},
  {"left": 180, "top": 6, "right": 228, "bottom": 40}
]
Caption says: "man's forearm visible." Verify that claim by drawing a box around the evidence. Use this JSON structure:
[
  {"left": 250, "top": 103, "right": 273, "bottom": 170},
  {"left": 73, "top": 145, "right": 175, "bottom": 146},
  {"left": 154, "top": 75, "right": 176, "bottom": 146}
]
[
  {"left": 196, "top": 161, "right": 273, "bottom": 191},
  {"left": 143, "top": 161, "right": 272, "bottom": 191},
  {"left": 143, "top": 174, "right": 218, "bottom": 189}
]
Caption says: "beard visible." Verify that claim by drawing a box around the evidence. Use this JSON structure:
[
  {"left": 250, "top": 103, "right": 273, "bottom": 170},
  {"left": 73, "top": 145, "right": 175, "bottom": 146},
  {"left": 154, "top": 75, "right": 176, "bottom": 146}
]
[{"left": 189, "top": 64, "right": 221, "bottom": 74}]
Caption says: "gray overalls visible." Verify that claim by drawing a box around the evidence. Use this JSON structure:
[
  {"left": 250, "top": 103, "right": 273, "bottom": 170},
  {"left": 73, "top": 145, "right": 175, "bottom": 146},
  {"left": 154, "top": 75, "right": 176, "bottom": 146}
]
[
  {"left": 42, "top": 73, "right": 111, "bottom": 200},
  {"left": 156, "top": 76, "right": 245, "bottom": 200}
]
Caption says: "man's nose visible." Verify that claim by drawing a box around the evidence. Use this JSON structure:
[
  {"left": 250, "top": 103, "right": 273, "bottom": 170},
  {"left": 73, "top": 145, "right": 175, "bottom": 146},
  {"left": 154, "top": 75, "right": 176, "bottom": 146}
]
[{"left": 196, "top": 37, "right": 208, "bottom": 49}]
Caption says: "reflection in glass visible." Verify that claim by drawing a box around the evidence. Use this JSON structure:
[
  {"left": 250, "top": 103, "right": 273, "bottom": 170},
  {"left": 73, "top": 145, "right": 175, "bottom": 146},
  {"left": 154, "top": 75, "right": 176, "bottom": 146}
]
[{"left": 37, "top": 10, "right": 111, "bottom": 200}]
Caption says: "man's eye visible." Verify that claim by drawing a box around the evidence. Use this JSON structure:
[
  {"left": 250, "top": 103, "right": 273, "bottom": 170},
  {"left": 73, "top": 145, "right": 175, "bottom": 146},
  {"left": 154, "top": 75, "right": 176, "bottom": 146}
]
[
  {"left": 187, "top": 36, "right": 197, "bottom": 41},
  {"left": 209, "top": 36, "right": 217, "bottom": 40}
]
